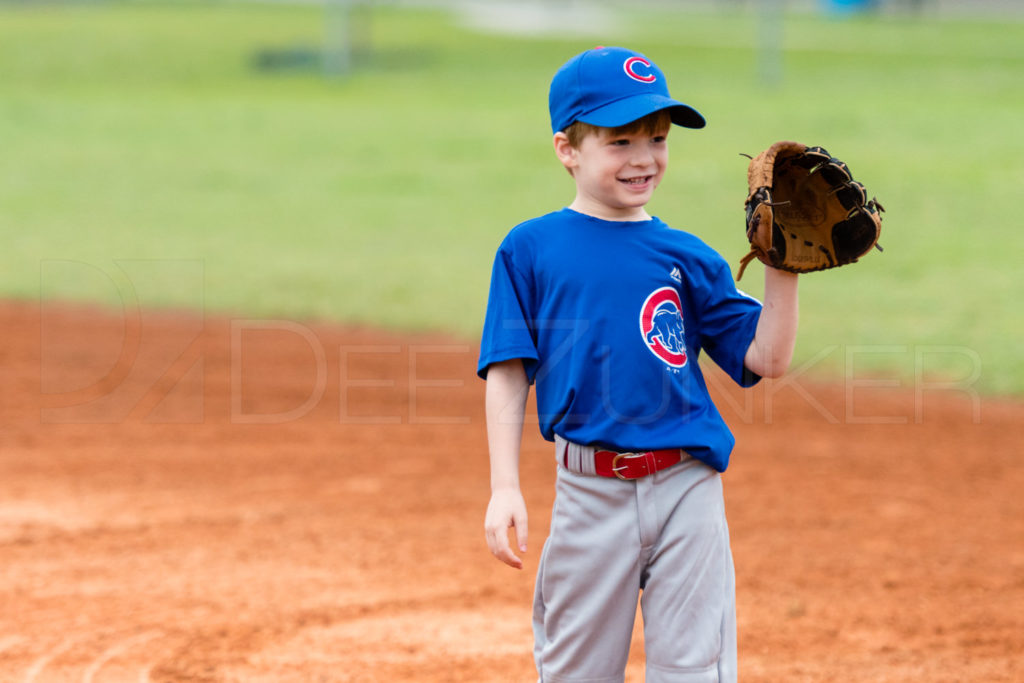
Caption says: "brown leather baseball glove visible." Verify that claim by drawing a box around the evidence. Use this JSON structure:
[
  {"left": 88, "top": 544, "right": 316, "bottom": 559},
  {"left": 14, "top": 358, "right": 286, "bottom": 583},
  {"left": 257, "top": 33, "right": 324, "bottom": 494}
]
[{"left": 737, "top": 141, "right": 883, "bottom": 280}]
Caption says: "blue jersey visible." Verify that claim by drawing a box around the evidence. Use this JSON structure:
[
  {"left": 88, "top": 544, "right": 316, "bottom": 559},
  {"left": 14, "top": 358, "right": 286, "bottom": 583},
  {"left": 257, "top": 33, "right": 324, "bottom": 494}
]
[{"left": 478, "top": 208, "right": 762, "bottom": 472}]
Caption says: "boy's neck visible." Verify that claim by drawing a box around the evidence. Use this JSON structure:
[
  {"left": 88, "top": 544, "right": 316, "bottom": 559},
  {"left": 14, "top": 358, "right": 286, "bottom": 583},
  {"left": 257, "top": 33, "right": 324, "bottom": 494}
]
[{"left": 568, "top": 197, "right": 652, "bottom": 222}]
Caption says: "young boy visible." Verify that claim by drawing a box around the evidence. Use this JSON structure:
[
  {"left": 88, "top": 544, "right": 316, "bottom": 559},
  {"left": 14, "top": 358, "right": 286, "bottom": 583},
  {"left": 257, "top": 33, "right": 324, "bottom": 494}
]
[{"left": 478, "top": 46, "right": 799, "bottom": 682}]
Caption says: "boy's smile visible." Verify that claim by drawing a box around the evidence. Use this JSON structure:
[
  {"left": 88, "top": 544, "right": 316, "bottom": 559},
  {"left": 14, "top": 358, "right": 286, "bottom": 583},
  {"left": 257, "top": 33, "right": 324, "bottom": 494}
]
[{"left": 557, "top": 126, "right": 670, "bottom": 222}]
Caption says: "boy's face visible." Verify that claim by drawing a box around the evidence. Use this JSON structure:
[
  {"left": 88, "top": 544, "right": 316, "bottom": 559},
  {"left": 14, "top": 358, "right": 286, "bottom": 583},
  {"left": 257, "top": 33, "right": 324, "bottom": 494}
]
[{"left": 556, "top": 123, "right": 670, "bottom": 221}]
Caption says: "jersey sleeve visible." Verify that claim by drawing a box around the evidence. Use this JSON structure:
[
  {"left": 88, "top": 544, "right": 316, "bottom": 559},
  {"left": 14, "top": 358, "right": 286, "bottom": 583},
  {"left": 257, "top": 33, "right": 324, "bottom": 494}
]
[
  {"left": 698, "top": 259, "right": 763, "bottom": 387},
  {"left": 477, "top": 239, "right": 541, "bottom": 381}
]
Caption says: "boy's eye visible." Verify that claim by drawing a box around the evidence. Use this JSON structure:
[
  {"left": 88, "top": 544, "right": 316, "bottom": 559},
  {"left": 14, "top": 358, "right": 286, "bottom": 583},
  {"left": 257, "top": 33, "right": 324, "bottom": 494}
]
[
  {"left": 653, "top": 135, "right": 667, "bottom": 143},
  {"left": 609, "top": 139, "right": 630, "bottom": 146}
]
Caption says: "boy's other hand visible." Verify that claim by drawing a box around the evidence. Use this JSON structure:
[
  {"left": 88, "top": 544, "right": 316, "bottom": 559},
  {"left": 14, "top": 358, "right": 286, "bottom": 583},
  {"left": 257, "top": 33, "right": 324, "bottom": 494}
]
[{"left": 485, "top": 487, "right": 529, "bottom": 569}]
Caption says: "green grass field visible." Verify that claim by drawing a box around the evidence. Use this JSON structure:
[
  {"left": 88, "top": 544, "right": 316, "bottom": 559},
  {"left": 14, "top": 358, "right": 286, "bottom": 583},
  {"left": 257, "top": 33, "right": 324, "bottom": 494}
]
[{"left": 1, "top": 1, "right": 1022, "bottom": 394}]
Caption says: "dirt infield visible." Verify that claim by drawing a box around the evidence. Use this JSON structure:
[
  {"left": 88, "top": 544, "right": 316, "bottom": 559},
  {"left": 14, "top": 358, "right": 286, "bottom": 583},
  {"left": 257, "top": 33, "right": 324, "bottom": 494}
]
[{"left": 1, "top": 300, "right": 1022, "bottom": 682}]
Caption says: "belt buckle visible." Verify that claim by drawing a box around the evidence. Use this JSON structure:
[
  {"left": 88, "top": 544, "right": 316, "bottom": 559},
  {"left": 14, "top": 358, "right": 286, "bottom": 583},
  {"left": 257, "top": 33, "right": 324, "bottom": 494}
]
[{"left": 611, "top": 452, "right": 647, "bottom": 480}]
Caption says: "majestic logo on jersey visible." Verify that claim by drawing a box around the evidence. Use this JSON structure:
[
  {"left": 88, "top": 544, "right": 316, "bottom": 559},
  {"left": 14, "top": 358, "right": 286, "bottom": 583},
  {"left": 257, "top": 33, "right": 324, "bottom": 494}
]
[
  {"left": 623, "top": 56, "right": 656, "bottom": 84},
  {"left": 639, "top": 286, "right": 687, "bottom": 368}
]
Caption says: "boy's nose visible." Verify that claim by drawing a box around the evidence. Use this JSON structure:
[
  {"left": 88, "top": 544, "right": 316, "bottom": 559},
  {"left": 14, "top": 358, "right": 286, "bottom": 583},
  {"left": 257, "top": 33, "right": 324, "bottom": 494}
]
[{"left": 630, "top": 145, "right": 656, "bottom": 166}]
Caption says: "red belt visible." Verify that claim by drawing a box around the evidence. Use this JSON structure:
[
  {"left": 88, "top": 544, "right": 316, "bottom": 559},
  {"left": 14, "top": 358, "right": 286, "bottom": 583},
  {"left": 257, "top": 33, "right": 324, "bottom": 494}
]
[{"left": 591, "top": 449, "right": 684, "bottom": 480}]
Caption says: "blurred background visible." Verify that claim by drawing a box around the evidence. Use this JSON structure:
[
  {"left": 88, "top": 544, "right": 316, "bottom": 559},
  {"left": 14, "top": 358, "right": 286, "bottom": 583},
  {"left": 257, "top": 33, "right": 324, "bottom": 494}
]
[{"left": 1, "top": 0, "right": 1021, "bottom": 394}]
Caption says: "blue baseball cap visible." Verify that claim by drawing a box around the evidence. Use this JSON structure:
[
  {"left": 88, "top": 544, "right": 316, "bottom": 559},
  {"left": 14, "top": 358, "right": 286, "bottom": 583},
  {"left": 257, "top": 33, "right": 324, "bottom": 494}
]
[{"left": 548, "top": 46, "right": 705, "bottom": 134}]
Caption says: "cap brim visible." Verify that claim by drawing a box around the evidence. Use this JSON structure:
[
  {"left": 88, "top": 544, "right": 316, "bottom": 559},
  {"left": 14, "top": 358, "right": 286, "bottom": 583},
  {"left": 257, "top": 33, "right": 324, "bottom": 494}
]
[{"left": 577, "top": 94, "right": 706, "bottom": 130}]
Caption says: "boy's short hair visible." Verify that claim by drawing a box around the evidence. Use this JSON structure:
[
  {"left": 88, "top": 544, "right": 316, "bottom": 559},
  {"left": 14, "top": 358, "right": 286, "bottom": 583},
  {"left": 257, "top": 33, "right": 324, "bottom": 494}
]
[{"left": 563, "top": 109, "right": 672, "bottom": 149}]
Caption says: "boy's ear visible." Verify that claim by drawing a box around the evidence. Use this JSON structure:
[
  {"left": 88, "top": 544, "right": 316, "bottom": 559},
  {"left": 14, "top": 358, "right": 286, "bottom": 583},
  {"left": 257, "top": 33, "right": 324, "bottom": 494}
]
[{"left": 553, "top": 132, "right": 578, "bottom": 173}]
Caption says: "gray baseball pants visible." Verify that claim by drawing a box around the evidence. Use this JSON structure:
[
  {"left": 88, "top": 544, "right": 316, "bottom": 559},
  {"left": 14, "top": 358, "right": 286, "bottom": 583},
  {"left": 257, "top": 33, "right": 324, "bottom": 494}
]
[{"left": 534, "top": 437, "right": 737, "bottom": 683}]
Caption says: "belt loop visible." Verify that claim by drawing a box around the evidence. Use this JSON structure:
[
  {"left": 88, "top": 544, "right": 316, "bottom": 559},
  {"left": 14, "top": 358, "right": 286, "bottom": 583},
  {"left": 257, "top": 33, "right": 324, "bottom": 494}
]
[
  {"left": 575, "top": 441, "right": 597, "bottom": 476},
  {"left": 555, "top": 434, "right": 572, "bottom": 470},
  {"left": 554, "top": 435, "right": 597, "bottom": 476}
]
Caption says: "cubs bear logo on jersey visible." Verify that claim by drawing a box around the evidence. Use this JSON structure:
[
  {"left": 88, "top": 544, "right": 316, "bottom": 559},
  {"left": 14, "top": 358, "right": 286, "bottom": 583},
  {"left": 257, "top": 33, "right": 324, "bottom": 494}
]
[{"left": 639, "top": 286, "right": 687, "bottom": 368}]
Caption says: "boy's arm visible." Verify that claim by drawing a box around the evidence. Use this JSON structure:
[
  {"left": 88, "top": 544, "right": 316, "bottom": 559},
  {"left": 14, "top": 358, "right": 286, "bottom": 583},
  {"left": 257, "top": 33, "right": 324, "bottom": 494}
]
[
  {"left": 744, "top": 268, "right": 799, "bottom": 379},
  {"left": 483, "top": 358, "right": 531, "bottom": 570}
]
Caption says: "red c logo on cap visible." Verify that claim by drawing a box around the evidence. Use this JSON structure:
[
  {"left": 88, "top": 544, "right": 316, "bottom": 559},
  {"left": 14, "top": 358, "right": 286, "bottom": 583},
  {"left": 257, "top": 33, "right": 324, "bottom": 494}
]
[{"left": 623, "top": 56, "right": 656, "bottom": 83}]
